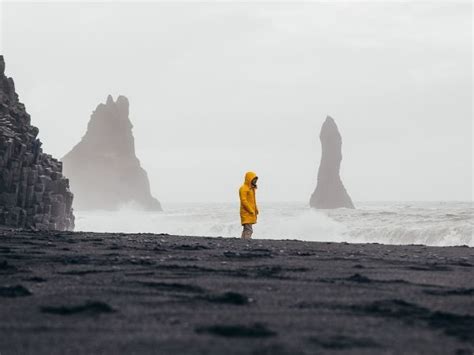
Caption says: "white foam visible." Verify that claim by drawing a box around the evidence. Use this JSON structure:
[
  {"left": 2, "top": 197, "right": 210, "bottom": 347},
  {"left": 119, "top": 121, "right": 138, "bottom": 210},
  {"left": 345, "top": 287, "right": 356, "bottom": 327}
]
[{"left": 74, "top": 202, "right": 473, "bottom": 247}]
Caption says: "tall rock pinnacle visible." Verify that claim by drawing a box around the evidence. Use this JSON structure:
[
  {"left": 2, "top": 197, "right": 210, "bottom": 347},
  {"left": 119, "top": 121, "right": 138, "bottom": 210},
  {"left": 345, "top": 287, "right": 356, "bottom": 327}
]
[
  {"left": 310, "top": 116, "right": 355, "bottom": 209},
  {"left": 62, "top": 95, "right": 161, "bottom": 211},
  {"left": 0, "top": 56, "right": 75, "bottom": 230}
]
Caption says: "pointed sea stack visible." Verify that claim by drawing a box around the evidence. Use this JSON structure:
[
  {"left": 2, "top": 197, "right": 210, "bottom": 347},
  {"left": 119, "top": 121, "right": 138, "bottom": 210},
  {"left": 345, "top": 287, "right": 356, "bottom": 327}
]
[
  {"left": 62, "top": 95, "right": 161, "bottom": 211},
  {"left": 310, "top": 116, "right": 354, "bottom": 209},
  {"left": 0, "top": 56, "right": 75, "bottom": 230}
]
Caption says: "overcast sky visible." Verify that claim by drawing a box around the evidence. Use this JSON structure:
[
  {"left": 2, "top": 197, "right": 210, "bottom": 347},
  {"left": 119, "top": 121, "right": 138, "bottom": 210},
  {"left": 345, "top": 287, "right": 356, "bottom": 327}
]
[{"left": 1, "top": 1, "right": 472, "bottom": 203}]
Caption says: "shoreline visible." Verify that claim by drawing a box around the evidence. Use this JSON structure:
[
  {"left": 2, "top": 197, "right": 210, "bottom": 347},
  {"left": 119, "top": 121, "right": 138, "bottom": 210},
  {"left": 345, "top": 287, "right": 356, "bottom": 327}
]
[
  {"left": 72, "top": 201, "right": 474, "bottom": 247},
  {"left": 0, "top": 229, "right": 473, "bottom": 354}
]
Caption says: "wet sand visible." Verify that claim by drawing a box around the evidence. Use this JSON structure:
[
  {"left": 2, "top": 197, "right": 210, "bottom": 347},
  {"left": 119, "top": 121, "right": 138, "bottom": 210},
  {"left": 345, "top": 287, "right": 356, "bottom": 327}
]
[{"left": 0, "top": 229, "right": 473, "bottom": 354}]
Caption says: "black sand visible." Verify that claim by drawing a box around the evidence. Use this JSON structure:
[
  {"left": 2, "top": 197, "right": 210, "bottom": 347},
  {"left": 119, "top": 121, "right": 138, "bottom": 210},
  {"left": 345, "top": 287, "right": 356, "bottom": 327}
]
[{"left": 0, "top": 229, "right": 473, "bottom": 354}]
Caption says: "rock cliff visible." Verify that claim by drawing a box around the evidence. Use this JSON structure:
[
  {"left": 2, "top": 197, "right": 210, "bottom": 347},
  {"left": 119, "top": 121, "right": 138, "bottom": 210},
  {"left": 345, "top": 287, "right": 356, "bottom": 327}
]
[
  {"left": 0, "top": 56, "right": 75, "bottom": 230},
  {"left": 310, "top": 116, "right": 355, "bottom": 209},
  {"left": 62, "top": 95, "right": 161, "bottom": 211}
]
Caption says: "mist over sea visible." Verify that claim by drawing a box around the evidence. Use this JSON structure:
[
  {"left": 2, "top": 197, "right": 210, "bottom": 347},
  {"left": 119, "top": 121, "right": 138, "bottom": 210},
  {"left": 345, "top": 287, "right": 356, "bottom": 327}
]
[{"left": 75, "top": 202, "right": 473, "bottom": 247}]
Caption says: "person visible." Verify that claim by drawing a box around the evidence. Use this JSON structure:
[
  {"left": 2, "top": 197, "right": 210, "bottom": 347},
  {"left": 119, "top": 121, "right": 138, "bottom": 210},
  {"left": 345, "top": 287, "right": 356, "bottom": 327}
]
[{"left": 239, "top": 171, "right": 259, "bottom": 240}]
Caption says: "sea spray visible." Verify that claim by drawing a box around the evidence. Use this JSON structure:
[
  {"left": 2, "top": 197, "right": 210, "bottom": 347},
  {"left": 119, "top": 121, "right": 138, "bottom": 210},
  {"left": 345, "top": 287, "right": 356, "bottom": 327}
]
[{"left": 75, "top": 202, "right": 473, "bottom": 247}]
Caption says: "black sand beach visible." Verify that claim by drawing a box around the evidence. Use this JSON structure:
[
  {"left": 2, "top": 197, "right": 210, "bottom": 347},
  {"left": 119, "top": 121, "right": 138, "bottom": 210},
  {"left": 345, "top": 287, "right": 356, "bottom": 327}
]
[{"left": 0, "top": 229, "right": 473, "bottom": 354}]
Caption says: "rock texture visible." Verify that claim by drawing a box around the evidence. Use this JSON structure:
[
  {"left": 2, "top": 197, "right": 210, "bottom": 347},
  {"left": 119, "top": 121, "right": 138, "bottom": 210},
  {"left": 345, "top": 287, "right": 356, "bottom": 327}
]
[
  {"left": 0, "top": 56, "right": 74, "bottom": 230},
  {"left": 310, "top": 116, "right": 354, "bottom": 209},
  {"left": 62, "top": 95, "right": 161, "bottom": 211}
]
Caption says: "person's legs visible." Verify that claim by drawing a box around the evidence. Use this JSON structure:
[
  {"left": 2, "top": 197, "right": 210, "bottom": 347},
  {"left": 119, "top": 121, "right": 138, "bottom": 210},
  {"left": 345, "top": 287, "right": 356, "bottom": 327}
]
[
  {"left": 247, "top": 224, "right": 253, "bottom": 239},
  {"left": 241, "top": 224, "right": 253, "bottom": 240}
]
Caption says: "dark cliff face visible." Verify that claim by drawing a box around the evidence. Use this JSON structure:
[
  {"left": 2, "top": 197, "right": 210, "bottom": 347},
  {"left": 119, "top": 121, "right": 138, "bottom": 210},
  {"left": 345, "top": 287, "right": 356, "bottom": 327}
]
[
  {"left": 62, "top": 95, "right": 161, "bottom": 211},
  {"left": 0, "top": 56, "right": 75, "bottom": 230},
  {"left": 310, "top": 116, "right": 355, "bottom": 209}
]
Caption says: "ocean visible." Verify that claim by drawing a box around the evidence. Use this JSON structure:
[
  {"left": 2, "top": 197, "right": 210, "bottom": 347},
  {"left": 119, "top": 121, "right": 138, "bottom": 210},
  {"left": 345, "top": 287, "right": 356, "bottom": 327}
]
[{"left": 75, "top": 201, "right": 473, "bottom": 247}]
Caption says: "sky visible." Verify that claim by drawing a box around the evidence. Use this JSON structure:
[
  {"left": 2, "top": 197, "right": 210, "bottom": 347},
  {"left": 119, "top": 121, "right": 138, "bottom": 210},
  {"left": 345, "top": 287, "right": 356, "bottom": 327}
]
[{"left": 0, "top": 1, "right": 472, "bottom": 203}]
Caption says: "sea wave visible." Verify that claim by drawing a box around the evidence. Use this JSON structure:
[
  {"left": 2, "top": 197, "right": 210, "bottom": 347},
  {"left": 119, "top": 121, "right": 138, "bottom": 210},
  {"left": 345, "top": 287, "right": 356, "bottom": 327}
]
[{"left": 74, "top": 202, "right": 473, "bottom": 247}]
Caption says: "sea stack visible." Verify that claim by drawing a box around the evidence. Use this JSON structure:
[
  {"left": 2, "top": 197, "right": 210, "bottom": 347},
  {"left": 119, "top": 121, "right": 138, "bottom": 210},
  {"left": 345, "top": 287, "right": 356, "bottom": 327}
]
[
  {"left": 0, "top": 56, "right": 75, "bottom": 230},
  {"left": 310, "top": 116, "right": 355, "bottom": 209},
  {"left": 62, "top": 95, "right": 161, "bottom": 211}
]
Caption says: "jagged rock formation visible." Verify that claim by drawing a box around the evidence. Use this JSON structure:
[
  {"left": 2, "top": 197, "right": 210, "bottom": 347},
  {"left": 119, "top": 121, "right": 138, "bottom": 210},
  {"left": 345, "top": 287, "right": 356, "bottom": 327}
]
[
  {"left": 310, "top": 116, "right": 355, "bottom": 209},
  {"left": 62, "top": 95, "right": 161, "bottom": 211},
  {"left": 0, "top": 56, "right": 74, "bottom": 230}
]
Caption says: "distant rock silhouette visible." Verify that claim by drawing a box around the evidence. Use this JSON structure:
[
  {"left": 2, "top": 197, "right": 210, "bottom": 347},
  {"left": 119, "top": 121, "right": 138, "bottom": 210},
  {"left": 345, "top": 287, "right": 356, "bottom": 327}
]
[
  {"left": 0, "top": 55, "right": 74, "bottom": 230},
  {"left": 62, "top": 95, "right": 161, "bottom": 211},
  {"left": 310, "top": 116, "right": 354, "bottom": 209}
]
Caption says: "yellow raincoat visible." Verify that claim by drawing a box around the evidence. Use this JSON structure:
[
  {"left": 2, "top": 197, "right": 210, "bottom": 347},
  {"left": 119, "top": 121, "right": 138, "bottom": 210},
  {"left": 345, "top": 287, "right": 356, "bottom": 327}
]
[{"left": 239, "top": 171, "right": 259, "bottom": 225}]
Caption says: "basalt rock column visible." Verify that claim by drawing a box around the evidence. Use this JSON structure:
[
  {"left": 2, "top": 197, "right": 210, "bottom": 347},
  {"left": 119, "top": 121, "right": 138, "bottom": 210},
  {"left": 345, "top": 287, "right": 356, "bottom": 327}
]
[
  {"left": 0, "top": 56, "right": 75, "bottom": 230},
  {"left": 62, "top": 95, "right": 161, "bottom": 211},
  {"left": 310, "top": 116, "right": 355, "bottom": 209}
]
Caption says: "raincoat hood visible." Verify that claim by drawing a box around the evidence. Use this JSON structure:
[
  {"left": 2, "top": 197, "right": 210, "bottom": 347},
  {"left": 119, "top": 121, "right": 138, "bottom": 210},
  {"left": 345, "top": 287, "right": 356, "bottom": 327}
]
[{"left": 244, "top": 171, "right": 258, "bottom": 187}]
